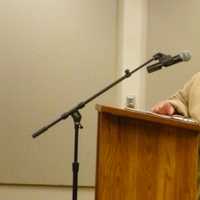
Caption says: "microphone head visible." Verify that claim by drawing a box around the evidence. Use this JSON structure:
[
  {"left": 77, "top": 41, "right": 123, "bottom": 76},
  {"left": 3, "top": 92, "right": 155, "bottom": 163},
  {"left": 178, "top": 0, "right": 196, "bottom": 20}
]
[{"left": 180, "top": 51, "right": 191, "bottom": 62}]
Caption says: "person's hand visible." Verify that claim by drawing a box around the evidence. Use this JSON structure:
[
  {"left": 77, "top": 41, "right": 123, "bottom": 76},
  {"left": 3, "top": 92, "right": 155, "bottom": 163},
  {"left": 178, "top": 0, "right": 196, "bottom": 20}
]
[{"left": 151, "top": 101, "right": 175, "bottom": 115}]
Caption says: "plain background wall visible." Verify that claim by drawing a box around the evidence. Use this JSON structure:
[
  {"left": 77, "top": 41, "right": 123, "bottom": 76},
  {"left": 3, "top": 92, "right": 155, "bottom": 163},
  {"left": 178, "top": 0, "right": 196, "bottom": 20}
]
[
  {"left": 0, "top": 0, "right": 118, "bottom": 186},
  {"left": 145, "top": 0, "right": 200, "bottom": 109},
  {"left": 0, "top": 186, "right": 94, "bottom": 200},
  {"left": 117, "top": 0, "right": 148, "bottom": 109},
  {"left": 0, "top": 0, "right": 118, "bottom": 199}
]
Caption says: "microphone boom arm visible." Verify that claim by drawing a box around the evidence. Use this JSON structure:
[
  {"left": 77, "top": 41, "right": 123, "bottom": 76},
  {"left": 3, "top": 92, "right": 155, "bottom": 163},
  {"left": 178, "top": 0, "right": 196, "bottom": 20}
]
[{"left": 32, "top": 57, "right": 155, "bottom": 138}]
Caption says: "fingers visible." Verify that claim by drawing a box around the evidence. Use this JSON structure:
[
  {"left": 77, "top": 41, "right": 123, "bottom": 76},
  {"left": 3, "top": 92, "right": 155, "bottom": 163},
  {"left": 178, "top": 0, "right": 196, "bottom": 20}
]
[
  {"left": 151, "top": 101, "right": 175, "bottom": 115},
  {"left": 167, "top": 105, "right": 175, "bottom": 115}
]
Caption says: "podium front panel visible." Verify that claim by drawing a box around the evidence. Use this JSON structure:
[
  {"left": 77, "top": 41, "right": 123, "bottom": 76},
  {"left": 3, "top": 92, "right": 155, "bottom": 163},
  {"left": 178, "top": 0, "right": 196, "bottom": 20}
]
[{"left": 95, "top": 110, "right": 199, "bottom": 200}]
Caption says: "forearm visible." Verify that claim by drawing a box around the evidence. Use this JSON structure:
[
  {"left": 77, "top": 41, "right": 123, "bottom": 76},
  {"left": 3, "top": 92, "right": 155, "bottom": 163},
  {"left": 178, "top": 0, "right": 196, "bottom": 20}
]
[{"left": 168, "top": 93, "right": 188, "bottom": 117}]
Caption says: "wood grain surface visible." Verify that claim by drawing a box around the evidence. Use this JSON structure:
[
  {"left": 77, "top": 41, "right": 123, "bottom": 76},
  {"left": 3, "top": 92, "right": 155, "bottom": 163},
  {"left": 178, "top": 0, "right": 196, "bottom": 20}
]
[{"left": 95, "top": 105, "right": 199, "bottom": 200}]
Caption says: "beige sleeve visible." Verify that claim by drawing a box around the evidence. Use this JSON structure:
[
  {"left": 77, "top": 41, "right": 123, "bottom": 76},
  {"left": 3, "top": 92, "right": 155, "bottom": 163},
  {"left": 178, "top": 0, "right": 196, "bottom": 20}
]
[{"left": 167, "top": 73, "right": 199, "bottom": 117}]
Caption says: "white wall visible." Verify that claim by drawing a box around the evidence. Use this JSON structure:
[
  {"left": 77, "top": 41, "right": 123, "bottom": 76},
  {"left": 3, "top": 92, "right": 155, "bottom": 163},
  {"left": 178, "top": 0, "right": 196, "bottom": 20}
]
[
  {"left": 0, "top": 186, "right": 94, "bottom": 200},
  {"left": 0, "top": 0, "right": 117, "bottom": 199},
  {"left": 145, "top": 0, "right": 200, "bottom": 108},
  {"left": 117, "top": 0, "right": 148, "bottom": 109},
  {"left": 0, "top": 0, "right": 117, "bottom": 187}
]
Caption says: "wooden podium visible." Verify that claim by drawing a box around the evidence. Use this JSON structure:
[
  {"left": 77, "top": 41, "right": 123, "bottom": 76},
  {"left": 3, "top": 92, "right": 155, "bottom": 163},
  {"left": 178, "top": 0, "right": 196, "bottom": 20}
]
[{"left": 95, "top": 104, "right": 200, "bottom": 200}]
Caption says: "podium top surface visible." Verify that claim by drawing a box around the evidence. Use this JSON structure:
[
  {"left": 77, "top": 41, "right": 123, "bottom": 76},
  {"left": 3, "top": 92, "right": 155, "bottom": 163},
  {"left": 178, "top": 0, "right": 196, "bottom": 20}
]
[{"left": 96, "top": 104, "right": 200, "bottom": 132}]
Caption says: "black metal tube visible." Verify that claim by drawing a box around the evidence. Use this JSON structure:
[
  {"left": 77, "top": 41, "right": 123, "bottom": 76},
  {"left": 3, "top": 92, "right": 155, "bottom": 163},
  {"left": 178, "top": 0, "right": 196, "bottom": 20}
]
[{"left": 72, "top": 122, "right": 80, "bottom": 200}]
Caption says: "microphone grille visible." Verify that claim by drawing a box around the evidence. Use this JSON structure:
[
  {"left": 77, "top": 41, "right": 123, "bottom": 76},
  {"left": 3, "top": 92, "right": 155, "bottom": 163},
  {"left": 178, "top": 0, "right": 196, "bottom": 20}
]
[{"left": 180, "top": 51, "right": 191, "bottom": 61}]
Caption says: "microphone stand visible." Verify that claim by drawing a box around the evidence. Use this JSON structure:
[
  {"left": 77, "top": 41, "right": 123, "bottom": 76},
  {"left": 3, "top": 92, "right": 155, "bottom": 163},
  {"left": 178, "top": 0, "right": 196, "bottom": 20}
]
[{"left": 32, "top": 55, "right": 159, "bottom": 200}]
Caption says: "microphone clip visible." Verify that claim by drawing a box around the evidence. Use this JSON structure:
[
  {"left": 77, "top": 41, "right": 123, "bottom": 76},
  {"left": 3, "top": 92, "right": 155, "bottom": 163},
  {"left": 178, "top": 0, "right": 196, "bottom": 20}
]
[{"left": 153, "top": 52, "right": 173, "bottom": 66}]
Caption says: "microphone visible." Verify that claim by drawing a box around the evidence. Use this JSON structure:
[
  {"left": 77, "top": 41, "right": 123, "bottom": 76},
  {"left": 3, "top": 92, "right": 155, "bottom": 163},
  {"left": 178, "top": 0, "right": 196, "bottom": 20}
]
[{"left": 147, "top": 51, "right": 191, "bottom": 73}]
